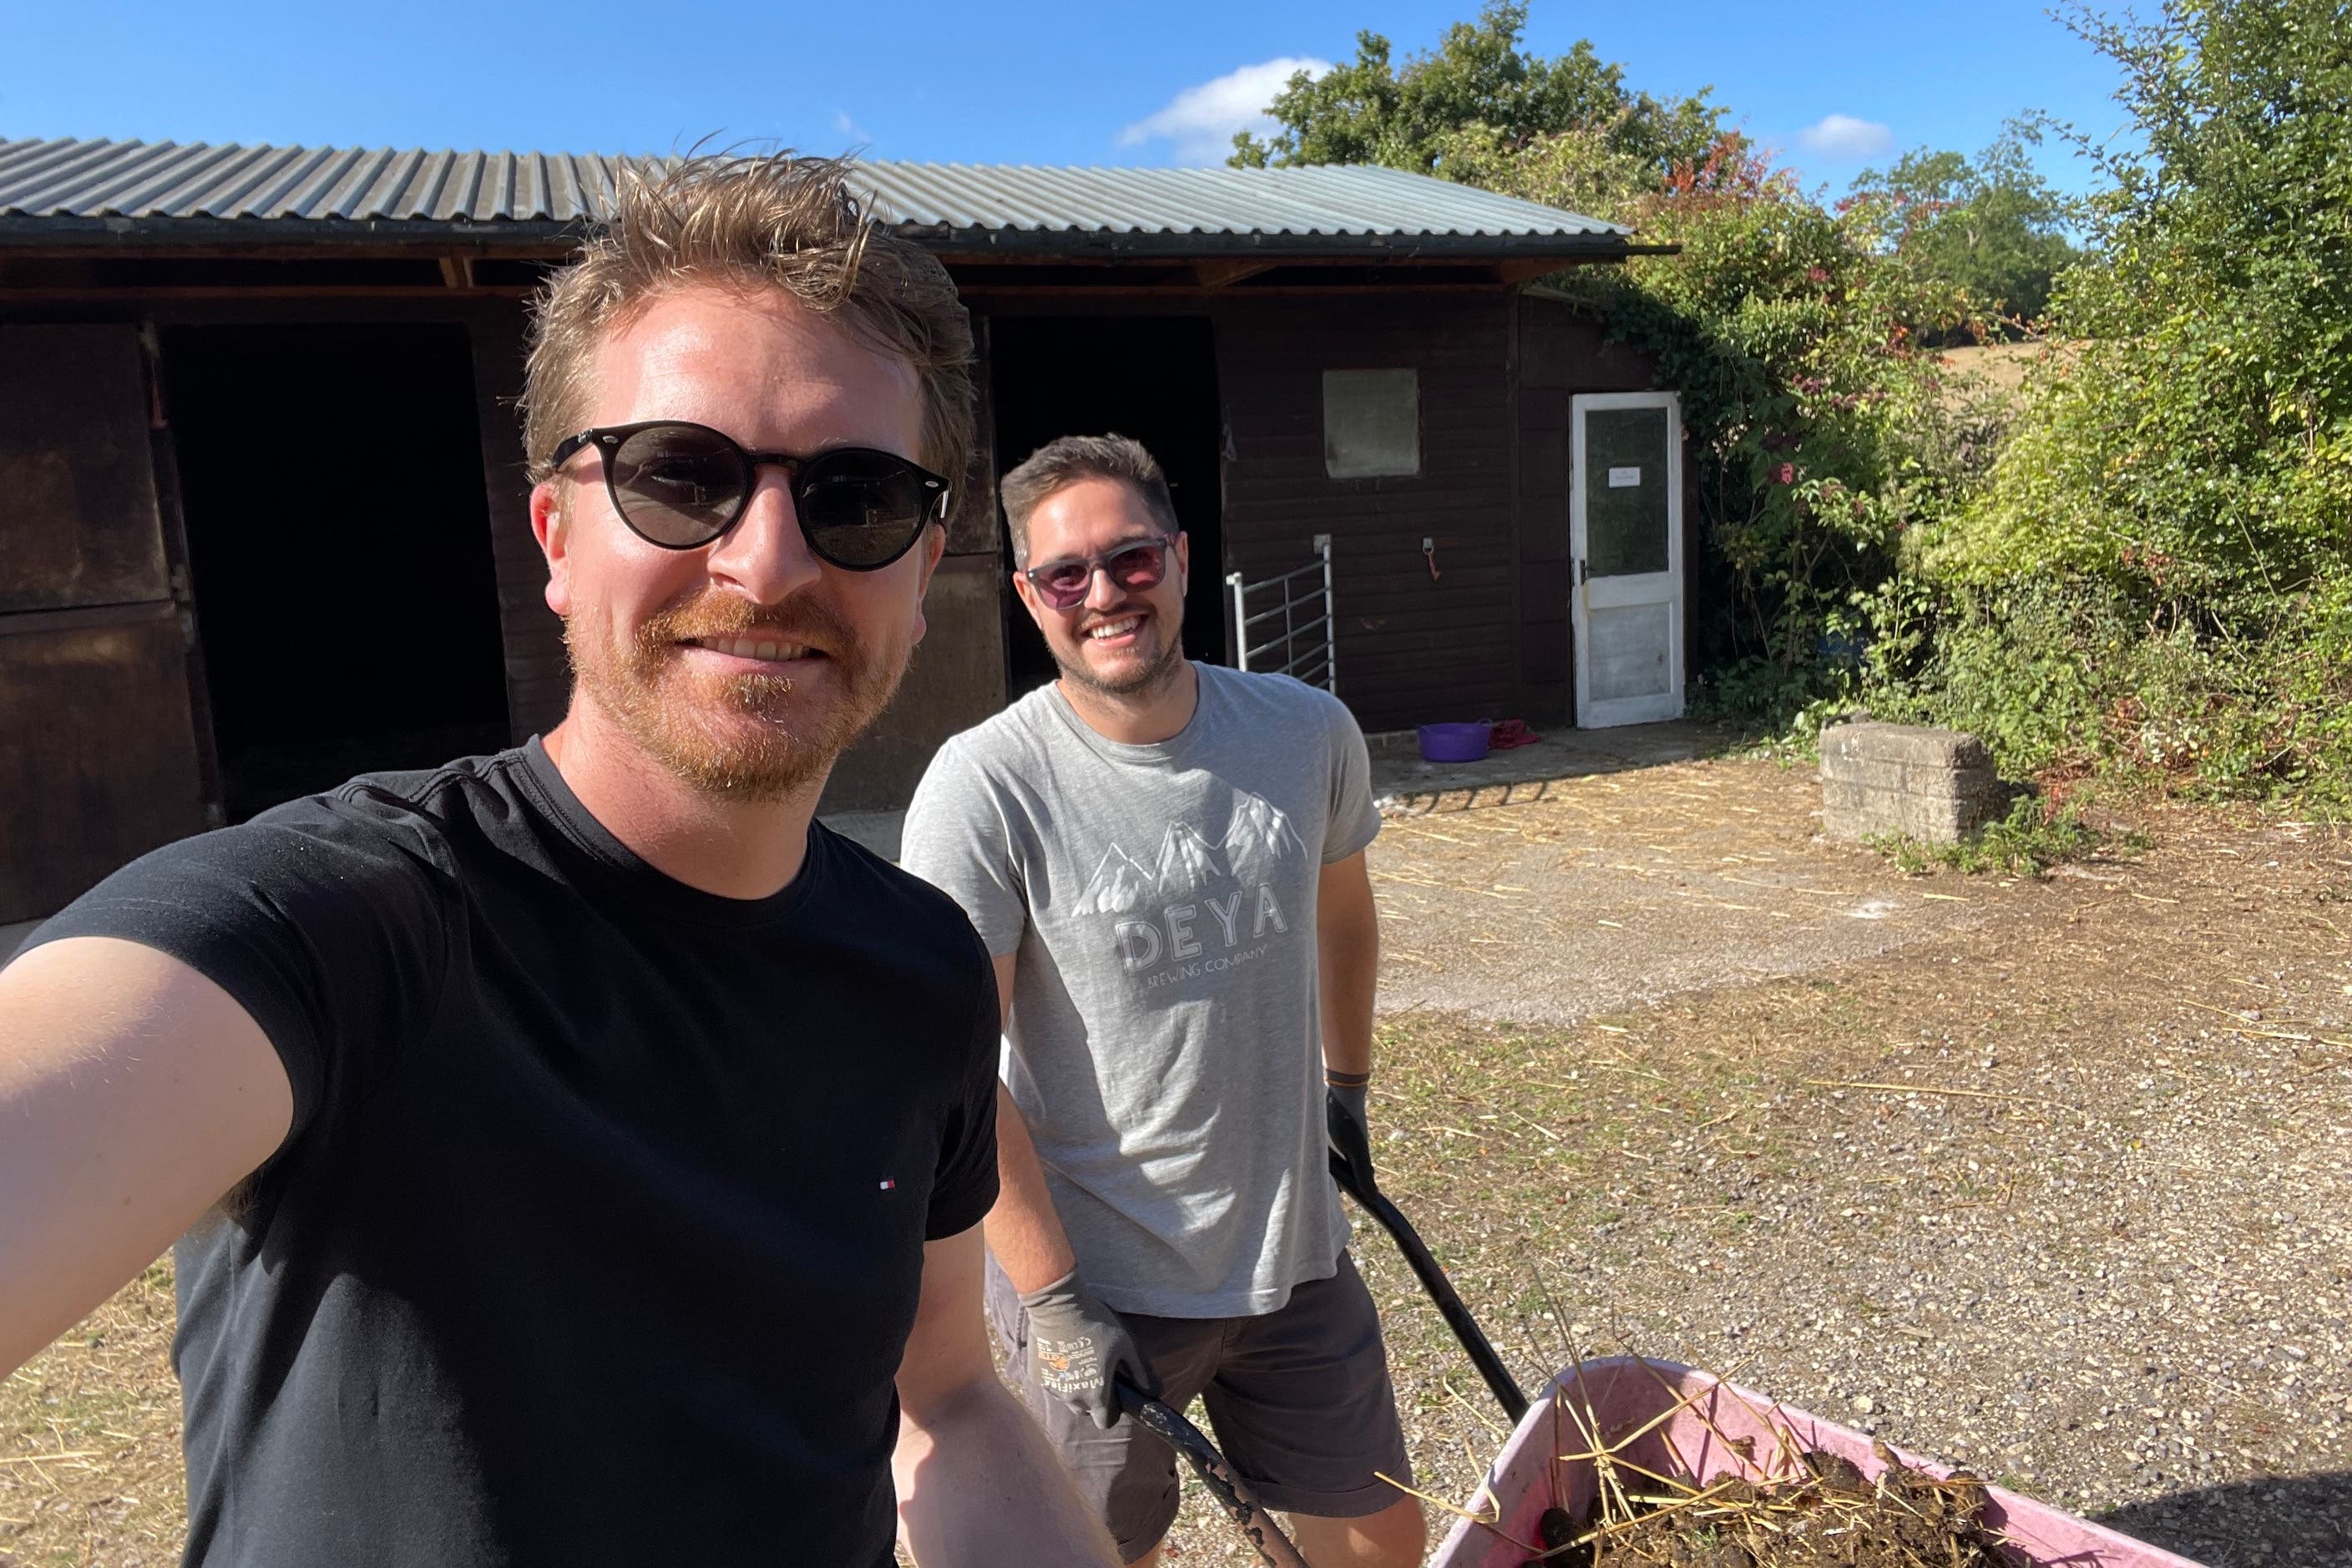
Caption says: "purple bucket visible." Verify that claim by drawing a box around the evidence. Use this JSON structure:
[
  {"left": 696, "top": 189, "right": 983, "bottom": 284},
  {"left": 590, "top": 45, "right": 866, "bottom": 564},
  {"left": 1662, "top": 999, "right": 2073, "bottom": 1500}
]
[{"left": 1416, "top": 722, "right": 1490, "bottom": 764}]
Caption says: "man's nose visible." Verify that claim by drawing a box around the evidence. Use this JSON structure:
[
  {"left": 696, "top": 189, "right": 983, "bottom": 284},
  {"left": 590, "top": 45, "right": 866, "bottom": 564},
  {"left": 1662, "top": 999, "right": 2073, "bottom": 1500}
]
[
  {"left": 1083, "top": 561, "right": 1128, "bottom": 612},
  {"left": 704, "top": 468, "right": 821, "bottom": 604}
]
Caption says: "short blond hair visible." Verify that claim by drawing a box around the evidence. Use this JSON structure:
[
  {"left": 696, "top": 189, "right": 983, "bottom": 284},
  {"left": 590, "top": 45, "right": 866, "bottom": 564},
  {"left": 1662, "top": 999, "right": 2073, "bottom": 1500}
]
[{"left": 521, "top": 151, "right": 974, "bottom": 487}]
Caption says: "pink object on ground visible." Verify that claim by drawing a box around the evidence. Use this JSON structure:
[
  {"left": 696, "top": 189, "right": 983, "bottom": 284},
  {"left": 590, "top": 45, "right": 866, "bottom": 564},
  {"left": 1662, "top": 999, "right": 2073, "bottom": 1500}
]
[
  {"left": 1428, "top": 1358, "right": 2207, "bottom": 1568},
  {"left": 1418, "top": 722, "right": 1491, "bottom": 763},
  {"left": 1488, "top": 719, "right": 1540, "bottom": 751}
]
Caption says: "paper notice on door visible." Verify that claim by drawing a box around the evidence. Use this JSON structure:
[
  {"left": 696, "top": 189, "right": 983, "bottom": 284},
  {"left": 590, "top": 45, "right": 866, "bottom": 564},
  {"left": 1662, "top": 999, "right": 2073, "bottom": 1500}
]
[{"left": 1607, "top": 466, "right": 1642, "bottom": 488}]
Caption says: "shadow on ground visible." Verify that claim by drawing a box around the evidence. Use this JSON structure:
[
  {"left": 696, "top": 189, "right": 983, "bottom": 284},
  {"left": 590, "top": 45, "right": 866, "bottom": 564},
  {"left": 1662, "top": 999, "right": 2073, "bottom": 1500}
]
[{"left": 2095, "top": 1469, "right": 2352, "bottom": 1565}]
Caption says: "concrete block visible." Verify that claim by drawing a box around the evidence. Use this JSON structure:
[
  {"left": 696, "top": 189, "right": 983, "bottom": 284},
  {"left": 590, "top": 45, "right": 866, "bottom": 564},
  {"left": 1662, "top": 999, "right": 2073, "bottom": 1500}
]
[{"left": 1819, "top": 721, "right": 2003, "bottom": 843}]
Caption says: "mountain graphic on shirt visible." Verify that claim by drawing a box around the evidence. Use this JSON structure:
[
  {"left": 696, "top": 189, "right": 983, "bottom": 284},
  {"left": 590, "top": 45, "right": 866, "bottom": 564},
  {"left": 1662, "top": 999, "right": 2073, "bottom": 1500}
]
[
  {"left": 1074, "top": 844, "right": 1159, "bottom": 916},
  {"left": 1221, "top": 796, "right": 1304, "bottom": 884},
  {"left": 1072, "top": 792, "right": 1301, "bottom": 920},
  {"left": 1154, "top": 822, "right": 1229, "bottom": 895}
]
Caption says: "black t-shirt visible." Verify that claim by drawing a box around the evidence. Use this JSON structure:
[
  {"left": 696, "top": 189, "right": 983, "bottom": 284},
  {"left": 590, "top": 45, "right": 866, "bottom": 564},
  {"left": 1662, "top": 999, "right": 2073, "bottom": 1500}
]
[{"left": 26, "top": 741, "right": 999, "bottom": 1567}]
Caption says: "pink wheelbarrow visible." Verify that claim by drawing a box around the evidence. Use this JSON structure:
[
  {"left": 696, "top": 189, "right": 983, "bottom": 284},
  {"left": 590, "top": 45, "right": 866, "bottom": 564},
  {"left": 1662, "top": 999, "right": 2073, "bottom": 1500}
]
[{"left": 1427, "top": 1357, "right": 2209, "bottom": 1567}]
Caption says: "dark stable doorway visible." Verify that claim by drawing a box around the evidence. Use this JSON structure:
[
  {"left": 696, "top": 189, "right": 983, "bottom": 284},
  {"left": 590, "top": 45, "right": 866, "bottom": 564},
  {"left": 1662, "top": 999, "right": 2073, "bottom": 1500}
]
[
  {"left": 162, "top": 324, "right": 511, "bottom": 822},
  {"left": 988, "top": 316, "right": 1223, "bottom": 695}
]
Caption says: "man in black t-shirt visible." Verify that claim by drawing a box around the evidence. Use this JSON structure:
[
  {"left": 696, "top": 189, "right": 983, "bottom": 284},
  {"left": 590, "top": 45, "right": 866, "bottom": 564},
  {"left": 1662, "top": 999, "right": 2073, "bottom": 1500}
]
[{"left": 0, "top": 154, "right": 1115, "bottom": 1568}]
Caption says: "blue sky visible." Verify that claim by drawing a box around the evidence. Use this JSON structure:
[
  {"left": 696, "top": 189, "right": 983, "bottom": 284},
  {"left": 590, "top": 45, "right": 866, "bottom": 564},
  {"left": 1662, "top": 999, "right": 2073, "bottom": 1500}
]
[{"left": 1, "top": 0, "right": 2129, "bottom": 195}]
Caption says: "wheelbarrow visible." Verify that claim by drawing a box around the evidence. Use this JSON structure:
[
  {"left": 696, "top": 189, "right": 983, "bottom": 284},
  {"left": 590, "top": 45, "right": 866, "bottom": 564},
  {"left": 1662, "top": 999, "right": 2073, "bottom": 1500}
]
[{"left": 1425, "top": 1357, "right": 2212, "bottom": 1568}]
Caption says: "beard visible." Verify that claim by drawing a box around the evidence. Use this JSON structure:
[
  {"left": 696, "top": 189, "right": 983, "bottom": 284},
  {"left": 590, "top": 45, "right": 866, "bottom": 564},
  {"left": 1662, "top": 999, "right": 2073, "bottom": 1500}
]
[
  {"left": 566, "top": 589, "right": 913, "bottom": 803},
  {"left": 1052, "top": 611, "right": 1186, "bottom": 701}
]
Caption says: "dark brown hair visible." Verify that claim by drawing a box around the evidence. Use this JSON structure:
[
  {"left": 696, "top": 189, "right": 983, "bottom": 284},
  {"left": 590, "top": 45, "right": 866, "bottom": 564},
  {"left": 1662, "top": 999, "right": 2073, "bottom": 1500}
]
[{"left": 999, "top": 432, "right": 1179, "bottom": 564}]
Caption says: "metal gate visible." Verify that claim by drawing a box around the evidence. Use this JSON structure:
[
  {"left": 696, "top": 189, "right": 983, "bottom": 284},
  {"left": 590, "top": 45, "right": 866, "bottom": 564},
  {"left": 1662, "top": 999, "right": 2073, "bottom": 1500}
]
[{"left": 1226, "top": 534, "right": 1336, "bottom": 693}]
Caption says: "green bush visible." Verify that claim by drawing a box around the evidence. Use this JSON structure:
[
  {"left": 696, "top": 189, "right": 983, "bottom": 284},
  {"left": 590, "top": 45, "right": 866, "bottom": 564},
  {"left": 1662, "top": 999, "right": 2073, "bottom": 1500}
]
[{"left": 1870, "top": 0, "right": 2352, "bottom": 806}]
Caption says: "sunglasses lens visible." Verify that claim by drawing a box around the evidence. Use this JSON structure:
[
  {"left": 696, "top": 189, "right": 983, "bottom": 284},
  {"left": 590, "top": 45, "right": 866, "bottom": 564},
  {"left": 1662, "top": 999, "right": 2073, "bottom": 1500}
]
[
  {"left": 608, "top": 426, "right": 746, "bottom": 548},
  {"left": 799, "top": 449, "right": 935, "bottom": 569},
  {"left": 1035, "top": 561, "right": 1095, "bottom": 609},
  {"left": 1108, "top": 543, "right": 1169, "bottom": 590}
]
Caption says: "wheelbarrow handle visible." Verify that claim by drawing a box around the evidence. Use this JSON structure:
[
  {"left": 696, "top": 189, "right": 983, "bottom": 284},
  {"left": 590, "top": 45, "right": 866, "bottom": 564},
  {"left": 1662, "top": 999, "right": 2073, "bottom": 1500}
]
[
  {"left": 1328, "top": 1150, "right": 1530, "bottom": 1424},
  {"left": 1115, "top": 1380, "right": 1311, "bottom": 1568}
]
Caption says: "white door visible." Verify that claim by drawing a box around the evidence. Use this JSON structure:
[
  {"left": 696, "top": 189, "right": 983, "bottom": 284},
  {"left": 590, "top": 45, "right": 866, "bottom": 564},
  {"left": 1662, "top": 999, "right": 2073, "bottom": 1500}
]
[{"left": 1571, "top": 392, "right": 1685, "bottom": 726}]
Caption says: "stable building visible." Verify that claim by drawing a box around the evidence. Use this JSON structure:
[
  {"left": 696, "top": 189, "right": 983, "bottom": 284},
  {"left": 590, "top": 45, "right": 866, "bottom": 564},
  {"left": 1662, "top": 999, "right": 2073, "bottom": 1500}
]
[{"left": 0, "top": 136, "right": 1693, "bottom": 925}]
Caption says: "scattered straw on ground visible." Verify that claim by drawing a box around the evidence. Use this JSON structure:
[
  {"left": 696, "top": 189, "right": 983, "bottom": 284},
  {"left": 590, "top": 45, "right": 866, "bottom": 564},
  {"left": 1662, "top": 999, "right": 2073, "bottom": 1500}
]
[{"left": 0, "top": 1260, "right": 183, "bottom": 1568}]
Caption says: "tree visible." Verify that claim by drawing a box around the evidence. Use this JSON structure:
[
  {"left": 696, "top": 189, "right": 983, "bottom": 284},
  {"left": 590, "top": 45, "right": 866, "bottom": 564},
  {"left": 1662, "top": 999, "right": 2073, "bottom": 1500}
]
[
  {"left": 1877, "top": 0, "right": 2352, "bottom": 794},
  {"left": 1228, "top": 1, "right": 1721, "bottom": 200},
  {"left": 1847, "top": 123, "right": 2080, "bottom": 330}
]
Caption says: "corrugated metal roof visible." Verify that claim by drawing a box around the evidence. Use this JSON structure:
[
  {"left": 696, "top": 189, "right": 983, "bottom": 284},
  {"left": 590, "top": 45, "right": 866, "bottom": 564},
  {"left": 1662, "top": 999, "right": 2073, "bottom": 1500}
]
[
  {"left": 861, "top": 161, "right": 1624, "bottom": 240},
  {"left": 0, "top": 136, "right": 1628, "bottom": 250},
  {"left": 0, "top": 138, "right": 623, "bottom": 225}
]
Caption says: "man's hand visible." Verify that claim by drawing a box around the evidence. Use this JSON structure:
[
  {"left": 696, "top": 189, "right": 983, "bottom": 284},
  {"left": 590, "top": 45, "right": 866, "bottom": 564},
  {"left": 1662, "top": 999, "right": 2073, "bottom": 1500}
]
[
  {"left": 896, "top": 1230, "right": 1119, "bottom": 1565},
  {"left": 1327, "top": 1080, "right": 1377, "bottom": 1196},
  {"left": 1019, "top": 1270, "right": 1156, "bottom": 1429}
]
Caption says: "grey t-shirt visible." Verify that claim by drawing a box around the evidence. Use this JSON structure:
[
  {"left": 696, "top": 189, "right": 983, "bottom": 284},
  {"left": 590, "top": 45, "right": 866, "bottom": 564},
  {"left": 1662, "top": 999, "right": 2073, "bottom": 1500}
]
[{"left": 902, "top": 665, "right": 1381, "bottom": 1318}]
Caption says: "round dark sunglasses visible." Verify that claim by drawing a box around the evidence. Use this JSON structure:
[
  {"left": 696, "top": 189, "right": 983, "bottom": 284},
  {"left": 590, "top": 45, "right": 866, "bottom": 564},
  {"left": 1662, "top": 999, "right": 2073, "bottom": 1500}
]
[
  {"left": 549, "top": 420, "right": 951, "bottom": 569},
  {"left": 1020, "top": 536, "right": 1176, "bottom": 610}
]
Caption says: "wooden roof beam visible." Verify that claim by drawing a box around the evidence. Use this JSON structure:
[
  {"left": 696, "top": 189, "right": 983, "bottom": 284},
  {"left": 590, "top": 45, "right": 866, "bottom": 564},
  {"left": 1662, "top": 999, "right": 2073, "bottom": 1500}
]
[{"left": 1192, "top": 258, "right": 1280, "bottom": 289}]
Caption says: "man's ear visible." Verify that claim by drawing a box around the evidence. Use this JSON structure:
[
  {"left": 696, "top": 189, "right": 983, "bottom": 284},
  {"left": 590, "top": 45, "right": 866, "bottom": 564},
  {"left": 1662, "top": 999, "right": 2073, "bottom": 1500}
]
[
  {"left": 1175, "top": 529, "right": 1191, "bottom": 595},
  {"left": 530, "top": 479, "right": 573, "bottom": 618},
  {"left": 1009, "top": 565, "right": 1050, "bottom": 630}
]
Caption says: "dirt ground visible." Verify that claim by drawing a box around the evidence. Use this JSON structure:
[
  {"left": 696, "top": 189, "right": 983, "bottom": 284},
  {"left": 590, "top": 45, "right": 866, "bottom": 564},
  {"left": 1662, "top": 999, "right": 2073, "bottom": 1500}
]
[
  {"left": 1370, "top": 757, "right": 2009, "bottom": 1024},
  {"left": 6, "top": 753, "right": 2348, "bottom": 1566}
]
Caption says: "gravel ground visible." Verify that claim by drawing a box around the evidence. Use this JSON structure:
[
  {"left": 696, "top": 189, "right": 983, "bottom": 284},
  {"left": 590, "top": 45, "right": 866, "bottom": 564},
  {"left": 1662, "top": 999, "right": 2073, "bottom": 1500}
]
[{"left": 7, "top": 756, "right": 2348, "bottom": 1567}]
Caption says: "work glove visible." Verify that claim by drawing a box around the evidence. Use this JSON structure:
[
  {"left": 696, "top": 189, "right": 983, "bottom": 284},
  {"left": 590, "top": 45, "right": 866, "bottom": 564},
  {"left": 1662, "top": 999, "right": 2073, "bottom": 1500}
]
[
  {"left": 1327, "top": 1080, "right": 1377, "bottom": 1196},
  {"left": 1019, "top": 1269, "right": 1156, "bottom": 1430}
]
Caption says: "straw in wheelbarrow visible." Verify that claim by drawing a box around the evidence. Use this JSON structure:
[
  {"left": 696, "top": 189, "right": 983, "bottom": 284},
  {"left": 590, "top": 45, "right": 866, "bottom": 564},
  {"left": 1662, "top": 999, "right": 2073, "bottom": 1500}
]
[
  {"left": 1328, "top": 1098, "right": 1530, "bottom": 1424},
  {"left": 1427, "top": 1357, "right": 2207, "bottom": 1568},
  {"left": 1115, "top": 1380, "right": 1310, "bottom": 1568}
]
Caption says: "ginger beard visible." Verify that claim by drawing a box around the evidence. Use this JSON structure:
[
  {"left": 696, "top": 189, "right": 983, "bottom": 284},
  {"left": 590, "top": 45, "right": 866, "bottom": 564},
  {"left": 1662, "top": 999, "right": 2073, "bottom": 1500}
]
[{"left": 565, "top": 586, "right": 913, "bottom": 802}]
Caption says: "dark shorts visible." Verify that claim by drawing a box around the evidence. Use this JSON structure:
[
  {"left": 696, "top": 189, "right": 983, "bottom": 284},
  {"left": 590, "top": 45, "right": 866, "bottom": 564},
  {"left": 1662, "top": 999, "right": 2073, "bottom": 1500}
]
[{"left": 987, "top": 1252, "right": 1414, "bottom": 1561}]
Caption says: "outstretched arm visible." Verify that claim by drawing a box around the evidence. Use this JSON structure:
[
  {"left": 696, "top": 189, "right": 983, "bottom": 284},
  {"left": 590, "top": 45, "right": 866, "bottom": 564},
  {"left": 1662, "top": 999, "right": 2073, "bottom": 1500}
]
[
  {"left": 893, "top": 1223, "right": 1119, "bottom": 1565},
  {"left": 0, "top": 938, "right": 292, "bottom": 1374}
]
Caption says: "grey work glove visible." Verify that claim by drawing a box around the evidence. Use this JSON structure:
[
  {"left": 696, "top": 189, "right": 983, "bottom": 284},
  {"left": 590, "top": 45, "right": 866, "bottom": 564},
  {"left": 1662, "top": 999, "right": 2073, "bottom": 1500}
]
[
  {"left": 1019, "top": 1269, "right": 1156, "bottom": 1430},
  {"left": 1327, "top": 1080, "right": 1377, "bottom": 1194}
]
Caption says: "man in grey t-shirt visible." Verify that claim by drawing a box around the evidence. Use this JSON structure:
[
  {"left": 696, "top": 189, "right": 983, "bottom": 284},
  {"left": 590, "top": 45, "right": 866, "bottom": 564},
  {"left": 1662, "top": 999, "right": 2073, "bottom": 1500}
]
[{"left": 901, "top": 435, "right": 1424, "bottom": 1567}]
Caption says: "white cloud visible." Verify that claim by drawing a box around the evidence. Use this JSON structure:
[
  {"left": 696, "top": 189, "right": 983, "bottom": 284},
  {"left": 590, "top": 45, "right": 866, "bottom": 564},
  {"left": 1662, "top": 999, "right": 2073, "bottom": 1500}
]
[
  {"left": 832, "top": 110, "right": 873, "bottom": 147},
  {"left": 1119, "top": 57, "right": 1333, "bottom": 164},
  {"left": 1797, "top": 114, "right": 1894, "bottom": 160}
]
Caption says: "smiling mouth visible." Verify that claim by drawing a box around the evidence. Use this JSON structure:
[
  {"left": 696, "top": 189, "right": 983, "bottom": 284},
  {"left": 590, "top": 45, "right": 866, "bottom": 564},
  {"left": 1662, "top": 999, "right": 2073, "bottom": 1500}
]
[
  {"left": 1084, "top": 615, "right": 1146, "bottom": 642},
  {"left": 683, "top": 635, "right": 823, "bottom": 663}
]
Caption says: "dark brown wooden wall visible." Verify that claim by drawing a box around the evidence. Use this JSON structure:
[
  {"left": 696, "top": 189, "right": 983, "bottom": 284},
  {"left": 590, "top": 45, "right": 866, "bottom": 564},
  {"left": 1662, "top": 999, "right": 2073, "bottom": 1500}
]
[
  {"left": 1212, "top": 291, "right": 1669, "bottom": 734},
  {"left": 1212, "top": 293, "right": 1521, "bottom": 733},
  {"left": 466, "top": 305, "right": 570, "bottom": 742},
  {"left": 0, "top": 325, "right": 209, "bottom": 921},
  {"left": 1513, "top": 292, "right": 1667, "bottom": 724}
]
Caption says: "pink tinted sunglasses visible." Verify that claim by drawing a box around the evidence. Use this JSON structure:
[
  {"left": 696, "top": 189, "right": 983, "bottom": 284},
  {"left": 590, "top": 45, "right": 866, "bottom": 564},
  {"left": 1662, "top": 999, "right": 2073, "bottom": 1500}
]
[{"left": 1020, "top": 536, "right": 1176, "bottom": 610}]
